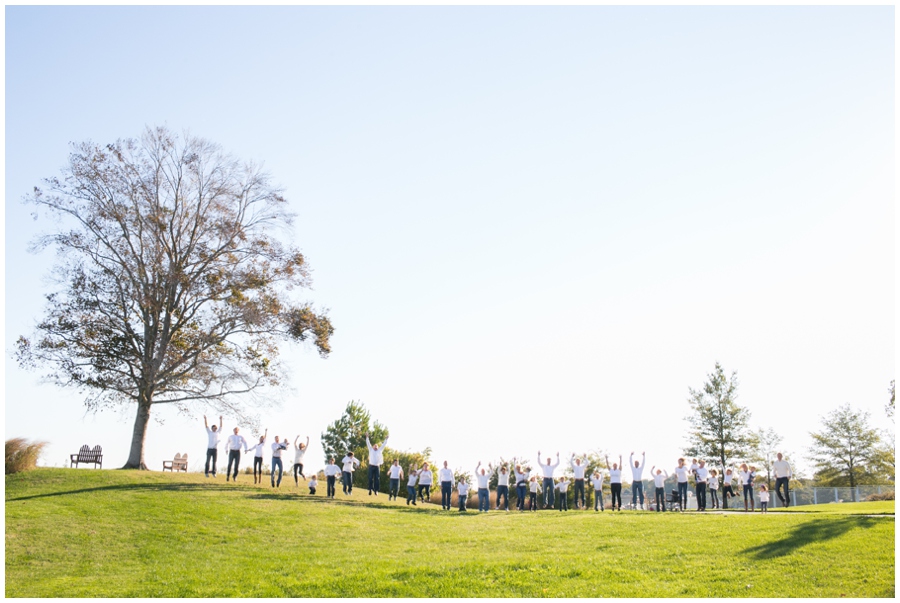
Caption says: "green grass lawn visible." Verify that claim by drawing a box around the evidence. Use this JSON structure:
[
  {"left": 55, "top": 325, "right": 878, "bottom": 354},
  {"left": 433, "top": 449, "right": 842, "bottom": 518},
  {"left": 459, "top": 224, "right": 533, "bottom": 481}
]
[
  {"left": 771, "top": 500, "right": 894, "bottom": 515},
  {"left": 6, "top": 469, "right": 895, "bottom": 597}
]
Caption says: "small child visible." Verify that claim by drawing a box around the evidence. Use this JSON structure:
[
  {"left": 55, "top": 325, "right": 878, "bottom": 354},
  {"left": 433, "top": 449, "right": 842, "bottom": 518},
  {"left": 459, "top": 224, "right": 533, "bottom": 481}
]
[
  {"left": 457, "top": 479, "right": 471, "bottom": 512},
  {"left": 555, "top": 477, "right": 571, "bottom": 511},
  {"left": 308, "top": 475, "right": 318, "bottom": 495},
  {"left": 406, "top": 465, "right": 419, "bottom": 506},
  {"left": 759, "top": 484, "right": 769, "bottom": 513},
  {"left": 650, "top": 467, "right": 668, "bottom": 512},
  {"left": 709, "top": 469, "right": 720, "bottom": 509},
  {"left": 590, "top": 471, "right": 605, "bottom": 512},
  {"left": 529, "top": 475, "right": 541, "bottom": 512}
]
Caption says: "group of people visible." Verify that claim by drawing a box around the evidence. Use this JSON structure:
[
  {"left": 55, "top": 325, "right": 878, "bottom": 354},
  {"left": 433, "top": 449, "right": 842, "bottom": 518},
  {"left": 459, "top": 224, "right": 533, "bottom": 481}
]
[{"left": 201, "top": 419, "right": 793, "bottom": 513}]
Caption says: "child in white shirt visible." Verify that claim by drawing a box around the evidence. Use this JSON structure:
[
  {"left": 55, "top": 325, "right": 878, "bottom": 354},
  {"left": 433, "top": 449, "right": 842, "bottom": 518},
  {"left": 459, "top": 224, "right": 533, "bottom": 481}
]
[
  {"left": 758, "top": 484, "right": 769, "bottom": 513},
  {"left": 308, "top": 475, "right": 318, "bottom": 495},
  {"left": 555, "top": 477, "right": 571, "bottom": 511},
  {"left": 590, "top": 471, "right": 605, "bottom": 512},
  {"left": 457, "top": 479, "right": 471, "bottom": 512}
]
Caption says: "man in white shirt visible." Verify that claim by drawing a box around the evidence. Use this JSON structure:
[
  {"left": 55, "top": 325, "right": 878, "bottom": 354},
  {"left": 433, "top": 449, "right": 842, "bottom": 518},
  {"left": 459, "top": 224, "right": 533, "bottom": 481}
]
[
  {"left": 438, "top": 461, "right": 455, "bottom": 510},
  {"left": 773, "top": 453, "right": 793, "bottom": 508},
  {"left": 537, "top": 451, "right": 560, "bottom": 510},
  {"left": 270, "top": 436, "right": 289, "bottom": 488},
  {"left": 365, "top": 432, "right": 388, "bottom": 496},
  {"left": 495, "top": 463, "right": 511, "bottom": 511},
  {"left": 695, "top": 460, "right": 709, "bottom": 511},
  {"left": 323, "top": 457, "right": 341, "bottom": 498},
  {"left": 340, "top": 452, "right": 360, "bottom": 495},
  {"left": 203, "top": 415, "right": 222, "bottom": 478},
  {"left": 225, "top": 427, "right": 249, "bottom": 482},
  {"left": 474, "top": 462, "right": 491, "bottom": 512},
  {"left": 630, "top": 452, "right": 646, "bottom": 510},
  {"left": 388, "top": 459, "right": 404, "bottom": 501},
  {"left": 606, "top": 454, "right": 623, "bottom": 511},
  {"left": 570, "top": 454, "right": 588, "bottom": 510}
]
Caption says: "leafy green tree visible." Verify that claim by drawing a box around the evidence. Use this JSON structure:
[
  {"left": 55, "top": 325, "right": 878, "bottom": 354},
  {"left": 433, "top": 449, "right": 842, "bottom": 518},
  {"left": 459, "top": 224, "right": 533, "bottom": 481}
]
[
  {"left": 808, "top": 404, "right": 883, "bottom": 488},
  {"left": 887, "top": 380, "right": 895, "bottom": 420},
  {"left": 15, "top": 127, "right": 333, "bottom": 469},
  {"left": 684, "top": 362, "right": 756, "bottom": 470},
  {"left": 320, "top": 401, "right": 389, "bottom": 491}
]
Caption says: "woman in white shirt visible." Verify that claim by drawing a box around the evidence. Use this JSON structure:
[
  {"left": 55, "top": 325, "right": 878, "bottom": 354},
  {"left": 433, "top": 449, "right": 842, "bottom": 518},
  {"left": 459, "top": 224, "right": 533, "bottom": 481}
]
[
  {"left": 605, "top": 454, "right": 623, "bottom": 511},
  {"left": 708, "top": 469, "right": 720, "bottom": 509},
  {"left": 674, "top": 458, "right": 690, "bottom": 511},
  {"left": 417, "top": 462, "right": 433, "bottom": 503},
  {"left": 293, "top": 435, "right": 309, "bottom": 486},
  {"left": 247, "top": 429, "right": 267, "bottom": 484},
  {"left": 512, "top": 460, "right": 529, "bottom": 512}
]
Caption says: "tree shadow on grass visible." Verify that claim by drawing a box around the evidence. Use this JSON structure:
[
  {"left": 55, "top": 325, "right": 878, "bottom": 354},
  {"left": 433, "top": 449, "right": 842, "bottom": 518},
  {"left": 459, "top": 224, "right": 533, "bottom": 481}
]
[
  {"left": 741, "top": 517, "right": 882, "bottom": 559},
  {"left": 6, "top": 482, "right": 243, "bottom": 502}
]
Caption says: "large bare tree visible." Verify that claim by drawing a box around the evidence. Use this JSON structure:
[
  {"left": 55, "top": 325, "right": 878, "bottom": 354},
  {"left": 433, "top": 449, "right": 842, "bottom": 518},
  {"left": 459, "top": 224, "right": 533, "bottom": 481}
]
[{"left": 16, "top": 127, "right": 333, "bottom": 469}]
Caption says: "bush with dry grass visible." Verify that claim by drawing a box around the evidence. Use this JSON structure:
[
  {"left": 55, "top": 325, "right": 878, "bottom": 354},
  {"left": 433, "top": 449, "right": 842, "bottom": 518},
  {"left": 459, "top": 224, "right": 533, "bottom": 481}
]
[
  {"left": 865, "top": 490, "right": 895, "bottom": 501},
  {"left": 5, "top": 438, "right": 48, "bottom": 474}
]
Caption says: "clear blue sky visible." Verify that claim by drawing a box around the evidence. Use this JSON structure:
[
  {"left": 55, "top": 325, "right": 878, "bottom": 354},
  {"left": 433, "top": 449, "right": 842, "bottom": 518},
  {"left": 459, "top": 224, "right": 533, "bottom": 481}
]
[{"left": 4, "top": 6, "right": 895, "bottom": 477}]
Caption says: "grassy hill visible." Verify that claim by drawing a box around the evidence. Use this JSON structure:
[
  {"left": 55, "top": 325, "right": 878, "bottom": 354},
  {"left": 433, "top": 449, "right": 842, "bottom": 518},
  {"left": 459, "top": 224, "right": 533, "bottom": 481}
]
[{"left": 5, "top": 469, "right": 895, "bottom": 597}]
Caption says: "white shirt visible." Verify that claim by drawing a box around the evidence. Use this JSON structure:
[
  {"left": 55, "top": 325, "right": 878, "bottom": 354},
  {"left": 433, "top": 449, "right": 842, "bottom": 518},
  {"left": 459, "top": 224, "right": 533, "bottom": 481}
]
[
  {"left": 308, "top": 477, "right": 318, "bottom": 488},
  {"left": 674, "top": 466, "right": 689, "bottom": 483},
  {"left": 206, "top": 427, "right": 221, "bottom": 449},
  {"left": 418, "top": 469, "right": 433, "bottom": 485},
  {"left": 294, "top": 447, "right": 307, "bottom": 464},
  {"left": 630, "top": 454, "right": 646, "bottom": 481},
  {"left": 723, "top": 472, "right": 735, "bottom": 486},
  {"left": 773, "top": 459, "right": 792, "bottom": 479},
  {"left": 555, "top": 479, "right": 570, "bottom": 493},
  {"left": 324, "top": 463, "right": 341, "bottom": 477},
  {"left": 438, "top": 468, "right": 454, "bottom": 483},
  {"left": 652, "top": 472, "right": 668, "bottom": 488},
  {"left": 226, "top": 434, "right": 247, "bottom": 451},
  {"left": 389, "top": 465, "right": 404, "bottom": 479},
  {"left": 529, "top": 480, "right": 541, "bottom": 493},
  {"left": 514, "top": 469, "right": 529, "bottom": 485},
  {"left": 709, "top": 475, "right": 719, "bottom": 489},
  {"left": 496, "top": 469, "right": 510, "bottom": 487},
  {"left": 457, "top": 481, "right": 470, "bottom": 496},
  {"left": 590, "top": 475, "right": 605, "bottom": 490},
  {"left": 609, "top": 468, "right": 622, "bottom": 484},
  {"left": 366, "top": 436, "right": 388, "bottom": 466},
  {"left": 271, "top": 441, "right": 288, "bottom": 458},
  {"left": 248, "top": 441, "right": 266, "bottom": 457},
  {"left": 475, "top": 471, "right": 490, "bottom": 489},
  {"left": 570, "top": 458, "right": 587, "bottom": 479},
  {"left": 538, "top": 457, "right": 560, "bottom": 478},
  {"left": 341, "top": 456, "right": 360, "bottom": 472},
  {"left": 739, "top": 470, "right": 753, "bottom": 485},
  {"left": 407, "top": 472, "right": 419, "bottom": 486},
  {"left": 759, "top": 490, "right": 770, "bottom": 502},
  {"left": 696, "top": 466, "right": 709, "bottom": 483}
]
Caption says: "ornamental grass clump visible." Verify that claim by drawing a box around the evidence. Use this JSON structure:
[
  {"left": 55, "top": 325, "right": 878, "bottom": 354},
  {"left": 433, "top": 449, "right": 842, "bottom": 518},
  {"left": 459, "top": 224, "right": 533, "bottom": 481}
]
[{"left": 5, "top": 437, "right": 47, "bottom": 474}]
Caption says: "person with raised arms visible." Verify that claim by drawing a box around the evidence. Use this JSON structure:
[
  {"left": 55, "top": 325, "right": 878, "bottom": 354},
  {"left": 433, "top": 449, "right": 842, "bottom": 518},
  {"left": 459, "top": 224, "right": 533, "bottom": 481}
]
[
  {"left": 203, "top": 415, "right": 223, "bottom": 478},
  {"left": 365, "top": 432, "right": 388, "bottom": 496},
  {"left": 406, "top": 464, "right": 420, "bottom": 505},
  {"left": 247, "top": 429, "right": 268, "bottom": 485},
  {"left": 324, "top": 457, "right": 341, "bottom": 498},
  {"left": 388, "top": 459, "right": 404, "bottom": 501},
  {"left": 537, "top": 451, "right": 560, "bottom": 510},
  {"left": 605, "top": 454, "right": 623, "bottom": 511},
  {"left": 270, "top": 435, "right": 289, "bottom": 488},
  {"left": 630, "top": 451, "right": 646, "bottom": 510},
  {"left": 555, "top": 477, "right": 571, "bottom": 511},
  {"left": 512, "top": 459, "right": 529, "bottom": 512},
  {"left": 438, "top": 461, "right": 455, "bottom": 510},
  {"left": 569, "top": 453, "right": 588, "bottom": 510},
  {"left": 590, "top": 470, "right": 605, "bottom": 512},
  {"left": 293, "top": 435, "right": 310, "bottom": 487},
  {"left": 772, "top": 452, "right": 793, "bottom": 508},
  {"left": 650, "top": 466, "right": 668, "bottom": 512},
  {"left": 495, "top": 462, "right": 511, "bottom": 511},
  {"left": 225, "top": 426, "right": 249, "bottom": 482},
  {"left": 340, "top": 451, "right": 360, "bottom": 495},
  {"left": 720, "top": 466, "right": 736, "bottom": 509},
  {"left": 695, "top": 460, "right": 709, "bottom": 511},
  {"left": 474, "top": 462, "right": 491, "bottom": 513},
  {"left": 674, "top": 458, "right": 690, "bottom": 511},
  {"left": 739, "top": 463, "right": 755, "bottom": 512},
  {"left": 417, "top": 462, "right": 433, "bottom": 502}
]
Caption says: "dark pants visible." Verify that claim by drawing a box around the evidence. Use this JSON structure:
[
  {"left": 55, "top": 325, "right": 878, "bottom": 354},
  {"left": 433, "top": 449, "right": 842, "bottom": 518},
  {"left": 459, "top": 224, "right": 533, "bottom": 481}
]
[
  {"left": 696, "top": 482, "right": 707, "bottom": 510},
  {"left": 559, "top": 492, "right": 568, "bottom": 511},
  {"left": 529, "top": 492, "right": 537, "bottom": 511},
  {"left": 478, "top": 488, "right": 489, "bottom": 512},
  {"left": 458, "top": 494, "right": 468, "bottom": 511},
  {"left": 342, "top": 471, "right": 353, "bottom": 493},
  {"left": 368, "top": 464, "right": 381, "bottom": 494},
  {"left": 542, "top": 477, "right": 555, "bottom": 508},
  {"left": 610, "top": 483, "right": 622, "bottom": 510},
  {"left": 497, "top": 485, "right": 509, "bottom": 510},
  {"left": 516, "top": 484, "right": 527, "bottom": 510},
  {"left": 441, "top": 482, "right": 453, "bottom": 509},
  {"left": 655, "top": 487, "right": 666, "bottom": 512},
  {"left": 710, "top": 488, "right": 720, "bottom": 508},
  {"left": 271, "top": 457, "right": 283, "bottom": 487},
  {"left": 293, "top": 463, "right": 305, "bottom": 484},
  {"left": 227, "top": 449, "right": 241, "bottom": 480},
  {"left": 390, "top": 478, "right": 400, "bottom": 500},
  {"left": 677, "top": 482, "right": 688, "bottom": 509},
  {"left": 722, "top": 484, "right": 734, "bottom": 509},
  {"left": 418, "top": 483, "right": 431, "bottom": 501},
  {"left": 327, "top": 475, "right": 336, "bottom": 497},
  {"left": 594, "top": 489, "right": 604, "bottom": 511},
  {"left": 775, "top": 477, "right": 790, "bottom": 507},
  {"left": 253, "top": 456, "right": 263, "bottom": 482},
  {"left": 743, "top": 484, "right": 754, "bottom": 508},
  {"left": 407, "top": 485, "right": 417, "bottom": 504},
  {"left": 632, "top": 481, "right": 644, "bottom": 508},
  {"left": 573, "top": 479, "right": 586, "bottom": 508},
  {"left": 205, "top": 448, "right": 218, "bottom": 476}
]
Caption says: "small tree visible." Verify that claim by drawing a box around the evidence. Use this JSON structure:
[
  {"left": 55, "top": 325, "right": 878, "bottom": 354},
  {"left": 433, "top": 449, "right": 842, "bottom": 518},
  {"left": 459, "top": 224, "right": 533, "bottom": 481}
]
[
  {"left": 808, "top": 404, "right": 882, "bottom": 488},
  {"left": 320, "top": 401, "right": 389, "bottom": 491},
  {"left": 684, "top": 362, "right": 756, "bottom": 470}
]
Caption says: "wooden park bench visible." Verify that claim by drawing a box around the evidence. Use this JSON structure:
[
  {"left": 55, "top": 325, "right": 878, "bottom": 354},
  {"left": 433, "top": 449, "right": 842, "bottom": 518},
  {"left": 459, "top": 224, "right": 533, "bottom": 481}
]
[
  {"left": 70, "top": 445, "right": 103, "bottom": 469},
  {"left": 162, "top": 453, "right": 189, "bottom": 473}
]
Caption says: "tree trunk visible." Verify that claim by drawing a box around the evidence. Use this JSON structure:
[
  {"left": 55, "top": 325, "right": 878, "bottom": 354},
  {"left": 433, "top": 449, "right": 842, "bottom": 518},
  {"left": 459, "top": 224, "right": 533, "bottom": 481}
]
[{"left": 122, "top": 397, "right": 151, "bottom": 469}]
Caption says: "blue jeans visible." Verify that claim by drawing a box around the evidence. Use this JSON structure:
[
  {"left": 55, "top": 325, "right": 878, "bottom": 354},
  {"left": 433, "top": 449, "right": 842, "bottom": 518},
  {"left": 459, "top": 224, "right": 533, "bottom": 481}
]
[
  {"left": 632, "top": 481, "right": 644, "bottom": 507},
  {"left": 407, "top": 485, "right": 417, "bottom": 504},
  {"left": 594, "top": 489, "right": 604, "bottom": 511},
  {"left": 478, "top": 488, "right": 489, "bottom": 512},
  {"left": 542, "top": 478, "right": 555, "bottom": 508},
  {"left": 496, "top": 485, "right": 509, "bottom": 510},
  {"left": 368, "top": 465, "right": 381, "bottom": 493},
  {"left": 573, "top": 479, "right": 585, "bottom": 508},
  {"left": 205, "top": 448, "right": 217, "bottom": 476},
  {"left": 327, "top": 475, "right": 336, "bottom": 497},
  {"left": 342, "top": 471, "right": 353, "bottom": 493},
  {"left": 516, "top": 484, "right": 527, "bottom": 510},
  {"left": 389, "top": 478, "right": 400, "bottom": 499},
  {"left": 271, "top": 457, "right": 283, "bottom": 487},
  {"left": 677, "top": 481, "right": 688, "bottom": 509},
  {"left": 441, "top": 482, "right": 453, "bottom": 509},
  {"left": 458, "top": 494, "right": 468, "bottom": 511}
]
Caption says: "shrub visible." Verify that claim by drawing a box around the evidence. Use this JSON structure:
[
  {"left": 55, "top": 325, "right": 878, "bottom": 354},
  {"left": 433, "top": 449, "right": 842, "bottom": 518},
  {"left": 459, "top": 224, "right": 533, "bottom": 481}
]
[
  {"left": 865, "top": 490, "right": 895, "bottom": 501},
  {"left": 5, "top": 438, "right": 48, "bottom": 474}
]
